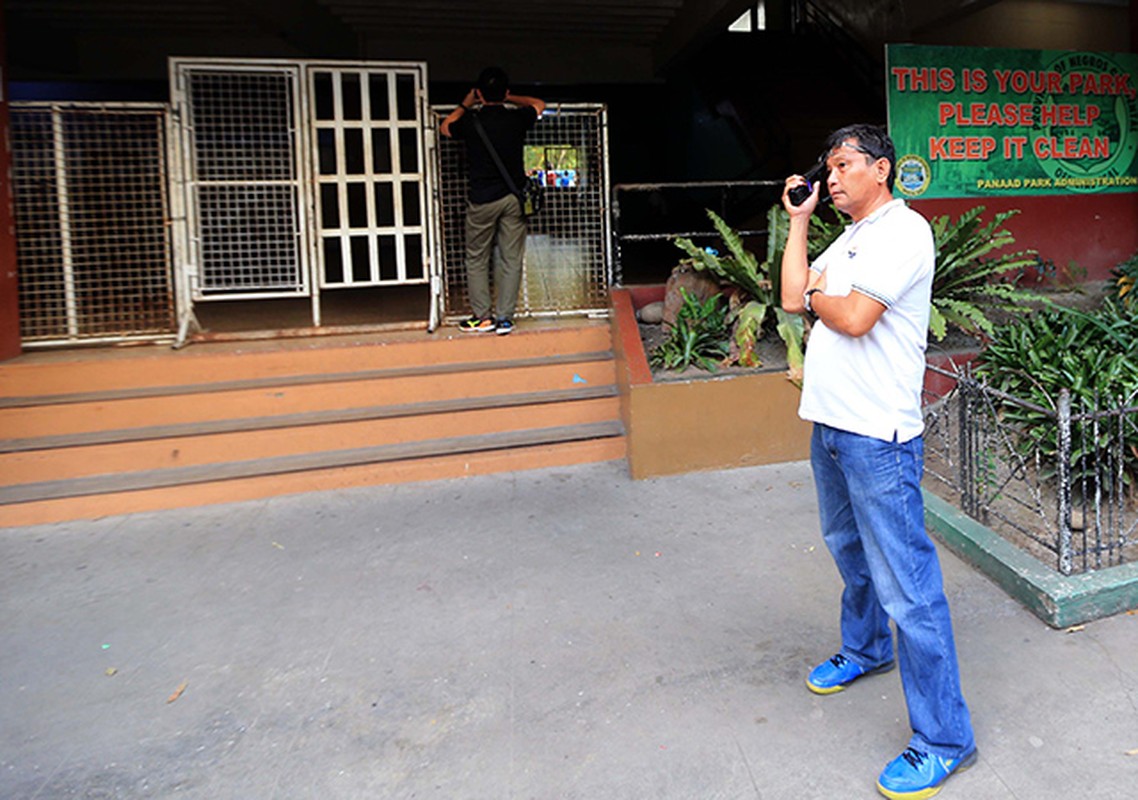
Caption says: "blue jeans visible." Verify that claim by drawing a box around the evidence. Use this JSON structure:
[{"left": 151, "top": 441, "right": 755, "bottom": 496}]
[{"left": 811, "top": 423, "right": 975, "bottom": 759}]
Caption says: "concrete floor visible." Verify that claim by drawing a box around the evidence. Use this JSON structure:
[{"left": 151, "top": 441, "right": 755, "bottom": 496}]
[{"left": 2, "top": 459, "right": 1137, "bottom": 799}]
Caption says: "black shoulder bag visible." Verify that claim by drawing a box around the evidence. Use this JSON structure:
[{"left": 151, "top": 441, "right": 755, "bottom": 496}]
[{"left": 469, "top": 111, "right": 544, "bottom": 217}]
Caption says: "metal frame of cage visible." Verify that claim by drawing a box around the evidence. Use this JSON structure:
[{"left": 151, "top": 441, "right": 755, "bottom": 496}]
[
  {"left": 169, "top": 61, "right": 310, "bottom": 314},
  {"left": 168, "top": 58, "right": 437, "bottom": 344},
  {"left": 11, "top": 80, "right": 608, "bottom": 347},
  {"left": 9, "top": 101, "right": 175, "bottom": 347},
  {"left": 431, "top": 103, "right": 612, "bottom": 322}
]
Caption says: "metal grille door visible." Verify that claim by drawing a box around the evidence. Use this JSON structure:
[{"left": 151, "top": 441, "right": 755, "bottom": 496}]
[
  {"left": 173, "top": 64, "right": 308, "bottom": 298},
  {"left": 10, "top": 103, "right": 174, "bottom": 346},
  {"left": 309, "top": 66, "right": 430, "bottom": 288},
  {"left": 434, "top": 104, "right": 612, "bottom": 320}
]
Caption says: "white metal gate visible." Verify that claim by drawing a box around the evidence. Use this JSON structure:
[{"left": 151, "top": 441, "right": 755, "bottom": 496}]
[
  {"left": 309, "top": 65, "right": 432, "bottom": 290},
  {"left": 172, "top": 63, "right": 307, "bottom": 301},
  {"left": 169, "top": 58, "right": 436, "bottom": 341}
]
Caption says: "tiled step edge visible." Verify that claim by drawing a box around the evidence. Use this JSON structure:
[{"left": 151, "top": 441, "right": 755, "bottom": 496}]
[
  {"left": 0, "top": 385, "right": 619, "bottom": 453},
  {"left": 0, "top": 351, "right": 614, "bottom": 409},
  {"left": 0, "top": 421, "right": 625, "bottom": 505}
]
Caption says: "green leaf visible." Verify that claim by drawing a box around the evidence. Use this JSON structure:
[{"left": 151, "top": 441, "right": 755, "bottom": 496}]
[
  {"left": 649, "top": 287, "right": 730, "bottom": 372},
  {"left": 930, "top": 205, "right": 1050, "bottom": 340},
  {"left": 928, "top": 305, "right": 947, "bottom": 341},
  {"left": 774, "top": 308, "right": 805, "bottom": 387},
  {"left": 664, "top": 207, "right": 840, "bottom": 383}
]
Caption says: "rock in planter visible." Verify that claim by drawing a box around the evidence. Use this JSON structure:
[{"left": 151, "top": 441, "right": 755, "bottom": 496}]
[
  {"left": 637, "top": 301, "right": 665, "bottom": 324},
  {"left": 663, "top": 265, "right": 720, "bottom": 330}
]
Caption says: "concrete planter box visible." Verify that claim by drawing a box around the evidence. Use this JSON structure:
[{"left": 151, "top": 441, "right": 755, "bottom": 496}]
[{"left": 610, "top": 286, "right": 811, "bottom": 479}]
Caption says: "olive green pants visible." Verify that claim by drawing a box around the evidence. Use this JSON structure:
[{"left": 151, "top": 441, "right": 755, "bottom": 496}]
[{"left": 464, "top": 193, "right": 527, "bottom": 321}]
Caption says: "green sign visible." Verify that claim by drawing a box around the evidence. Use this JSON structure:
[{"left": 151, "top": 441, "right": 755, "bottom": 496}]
[{"left": 886, "top": 44, "right": 1138, "bottom": 199}]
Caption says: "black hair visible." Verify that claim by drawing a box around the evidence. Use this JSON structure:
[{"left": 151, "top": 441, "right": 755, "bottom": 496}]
[
  {"left": 476, "top": 66, "right": 509, "bottom": 102},
  {"left": 824, "top": 123, "right": 896, "bottom": 191}
]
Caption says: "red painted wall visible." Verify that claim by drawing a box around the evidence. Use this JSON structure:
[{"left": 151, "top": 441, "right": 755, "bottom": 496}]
[
  {"left": 0, "top": 4, "right": 21, "bottom": 361},
  {"left": 912, "top": 192, "right": 1138, "bottom": 286}
]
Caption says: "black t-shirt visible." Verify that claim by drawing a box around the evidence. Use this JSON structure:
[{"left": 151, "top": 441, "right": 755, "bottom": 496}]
[{"left": 451, "top": 105, "right": 538, "bottom": 204}]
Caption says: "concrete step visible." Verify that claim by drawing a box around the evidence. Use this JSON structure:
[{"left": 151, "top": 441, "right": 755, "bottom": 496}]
[
  {"left": 0, "top": 323, "right": 627, "bottom": 526},
  {"left": 1, "top": 397, "right": 622, "bottom": 482},
  {"left": 1, "top": 357, "right": 617, "bottom": 438},
  {"left": 0, "top": 421, "right": 625, "bottom": 504},
  {"left": 0, "top": 325, "right": 614, "bottom": 398},
  {"left": 0, "top": 437, "right": 627, "bottom": 528}
]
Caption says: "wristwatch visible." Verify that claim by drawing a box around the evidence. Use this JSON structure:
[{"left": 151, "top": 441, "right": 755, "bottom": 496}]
[{"left": 804, "top": 288, "right": 822, "bottom": 314}]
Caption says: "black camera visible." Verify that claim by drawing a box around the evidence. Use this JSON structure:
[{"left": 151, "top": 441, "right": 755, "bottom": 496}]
[{"left": 788, "top": 160, "right": 829, "bottom": 206}]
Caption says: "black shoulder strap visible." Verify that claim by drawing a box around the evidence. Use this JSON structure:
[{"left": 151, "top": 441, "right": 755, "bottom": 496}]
[{"left": 469, "top": 111, "right": 521, "bottom": 195}]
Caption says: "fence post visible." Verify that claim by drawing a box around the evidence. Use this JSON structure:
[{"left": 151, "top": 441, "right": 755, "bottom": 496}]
[
  {"left": 958, "top": 365, "right": 974, "bottom": 517},
  {"left": 1091, "top": 395, "right": 1103, "bottom": 570},
  {"left": 611, "top": 187, "right": 623, "bottom": 286},
  {"left": 1058, "top": 388, "right": 1073, "bottom": 575}
]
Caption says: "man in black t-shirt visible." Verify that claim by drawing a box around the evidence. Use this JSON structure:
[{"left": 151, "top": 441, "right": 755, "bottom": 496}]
[{"left": 440, "top": 67, "right": 545, "bottom": 335}]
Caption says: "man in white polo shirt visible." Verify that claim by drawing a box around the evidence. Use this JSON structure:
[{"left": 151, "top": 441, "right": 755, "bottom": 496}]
[{"left": 780, "top": 124, "right": 976, "bottom": 800}]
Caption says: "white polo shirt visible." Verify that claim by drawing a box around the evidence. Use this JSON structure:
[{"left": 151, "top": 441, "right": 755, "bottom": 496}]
[{"left": 798, "top": 199, "right": 934, "bottom": 442}]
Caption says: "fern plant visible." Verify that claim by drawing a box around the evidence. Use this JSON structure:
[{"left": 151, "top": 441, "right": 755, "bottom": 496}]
[
  {"left": 974, "top": 300, "right": 1138, "bottom": 491},
  {"left": 760, "top": 202, "right": 1041, "bottom": 344},
  {"left": 670, "top": 208, "right": 836, "bottom": 380},
  {"left": 649, "top": 288, "right": 730, "bottom": 372},
  {"left": 760, "top": 203, "right": 843, "bottom": 384},
  {"left": 928, "top": 207, "right": 1041, "bottom": 341},
  {"left": 672, "top": 211, "right": 770, "bottom": 370},
  {"left": 763, "top": 202, "right": 845, "bottom": 272},
  {"left": 672, "top": 210, "right": 771, "bottom": 304}
]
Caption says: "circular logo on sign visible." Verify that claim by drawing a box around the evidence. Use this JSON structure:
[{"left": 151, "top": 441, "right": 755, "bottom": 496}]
[
  {"left": 896, "top": 154, "right": 931, "bottom": 196},
  {"left": 1034, "top": 52, "right": 1138, "bottom": 192}
]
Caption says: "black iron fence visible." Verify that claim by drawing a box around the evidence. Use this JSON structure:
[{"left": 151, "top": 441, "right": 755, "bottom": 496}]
[{"left": 923, "top": 361, "right": 1138, "bottom": 575}]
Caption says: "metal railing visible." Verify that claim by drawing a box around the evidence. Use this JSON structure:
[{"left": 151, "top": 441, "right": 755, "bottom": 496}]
[
  {"left": 610, "top": 179, "right": 783, "bottom": 286},
  {"left": 923, "top": 361, "right": 1138, "bottom": 575}
]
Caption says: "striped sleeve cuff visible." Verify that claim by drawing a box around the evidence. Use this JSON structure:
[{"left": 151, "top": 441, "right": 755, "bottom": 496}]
[{"left": 851, "top": 282, "right": 894, "bottom": 308}]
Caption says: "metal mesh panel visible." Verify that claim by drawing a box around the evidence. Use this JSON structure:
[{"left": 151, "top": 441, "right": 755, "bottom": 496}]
[
  {"left": 196, "top": 185, "right": 302, "bottom": 292},
  {"left": 182, "top": 68, "right": 306, "bottom": 297},
  {"left": 10, "top": 104, "right": 174, "bottom": 344},
  {"left": 188, "top": 71, "right": 296, "bottom": 182},
  {"left": 434, "top": 105, "right": 611, "bottom": 319}
]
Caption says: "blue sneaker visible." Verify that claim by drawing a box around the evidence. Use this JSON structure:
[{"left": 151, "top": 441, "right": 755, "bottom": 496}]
[
  {"left": 494, "top": 318, "right": 514, "bottom": 335},
  {"left": 876, "top": 747, "right": 977, "bottom": 799},
  {"left": 806, "top": 653, "right": 895, "bottom": 695}
]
